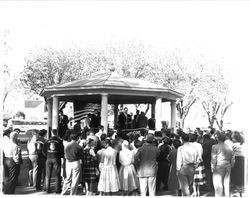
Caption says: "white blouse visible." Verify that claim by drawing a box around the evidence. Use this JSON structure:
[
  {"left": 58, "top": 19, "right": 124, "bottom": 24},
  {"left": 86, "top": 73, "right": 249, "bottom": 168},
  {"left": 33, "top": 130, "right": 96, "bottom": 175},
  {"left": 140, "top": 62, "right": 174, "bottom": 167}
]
[{"left": 119, "top": 149, "right": 134, "bottom": 166}]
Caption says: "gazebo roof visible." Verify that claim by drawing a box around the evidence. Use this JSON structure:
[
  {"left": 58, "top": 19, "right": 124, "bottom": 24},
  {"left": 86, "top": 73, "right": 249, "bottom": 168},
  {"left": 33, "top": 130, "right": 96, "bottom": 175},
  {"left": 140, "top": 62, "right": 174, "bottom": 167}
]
[{"left": 40, "top": 71, "right": 184, "bottom": 104}]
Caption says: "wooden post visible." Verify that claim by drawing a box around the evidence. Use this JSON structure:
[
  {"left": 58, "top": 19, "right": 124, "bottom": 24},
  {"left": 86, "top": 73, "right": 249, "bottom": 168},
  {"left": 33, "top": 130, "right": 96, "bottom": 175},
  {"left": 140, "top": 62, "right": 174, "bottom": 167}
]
[
  {"left": 151, "top": 103, "right": 155, "bottom": 119},
  {"left": 114, "top": 104, "right": 118, "bottom": 129},
  {"left": 52, "top": 96, "right": 59, "bottom": 130},
  {"left": 171, "top": 100, "right": 177, "bottom": 133},
  {"left": 155, "top": 97, "right": 162, "bottom": 131},
  {"left": 47, "top": 98, "right": 52, "bottom": 138},
  {"left": 101, "top": 94, "right": 108, "bottom": 133}
]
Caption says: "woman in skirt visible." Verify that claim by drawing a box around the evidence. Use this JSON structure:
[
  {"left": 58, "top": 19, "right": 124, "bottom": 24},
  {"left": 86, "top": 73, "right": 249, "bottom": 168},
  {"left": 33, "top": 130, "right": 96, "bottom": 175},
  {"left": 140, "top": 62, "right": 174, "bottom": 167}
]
[
  {"left": 189, "top": 133, "right": 206, "bottom": 197},
  {"left": 82, "top": 138, "right": 98, "bottom": 195},
  {"left": 231, "top": 131, "right": 245, "bottom": 196},
  {"left": 98, "top": 139, "right": 120, "bottom": 195},
  {"left": 119, "top": 140, "right": 139, "bottom": 195}
]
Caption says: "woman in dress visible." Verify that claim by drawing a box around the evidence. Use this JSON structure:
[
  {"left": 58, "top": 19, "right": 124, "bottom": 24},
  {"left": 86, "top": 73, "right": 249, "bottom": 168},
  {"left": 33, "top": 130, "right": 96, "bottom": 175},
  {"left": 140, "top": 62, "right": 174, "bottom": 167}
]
[
  {"left": 82, "top": 138, "right": 99, "bottom": 195},
  {"left": 189, "top": 133, "right": 206, "bottom": 197},
  {"left": 119, "top": 140, "right": 139, "bottom": 195},
  {"left": 98, "top": 139, "right": 120, "bottom": 195}
]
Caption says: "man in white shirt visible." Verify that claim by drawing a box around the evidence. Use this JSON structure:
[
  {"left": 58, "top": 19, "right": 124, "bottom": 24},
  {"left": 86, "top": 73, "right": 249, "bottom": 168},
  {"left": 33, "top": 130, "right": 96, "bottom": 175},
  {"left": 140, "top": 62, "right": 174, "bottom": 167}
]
[
  {"left": 176, "top": 133, "right": 199, "bottom": 196},
  {"left": 3, "top": 131, "right": 22, "bottom": 194}
]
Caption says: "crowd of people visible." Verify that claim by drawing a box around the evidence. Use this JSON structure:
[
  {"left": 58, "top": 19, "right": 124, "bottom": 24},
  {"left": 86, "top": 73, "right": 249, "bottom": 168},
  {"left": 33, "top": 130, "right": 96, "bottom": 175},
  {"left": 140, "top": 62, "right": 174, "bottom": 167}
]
[
  {"left": 117, "top": 107, "right": 155, "bottom": 130},
  {"left": 2, "top": 108, "right": 245, "bottom": 196}
]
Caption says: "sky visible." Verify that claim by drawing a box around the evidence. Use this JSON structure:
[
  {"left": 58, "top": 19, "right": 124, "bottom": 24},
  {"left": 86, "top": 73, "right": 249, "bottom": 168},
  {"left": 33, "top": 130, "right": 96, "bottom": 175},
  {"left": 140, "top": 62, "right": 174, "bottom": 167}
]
[{"left": 1, "top": 0, "right": 250, "bottom": 131}]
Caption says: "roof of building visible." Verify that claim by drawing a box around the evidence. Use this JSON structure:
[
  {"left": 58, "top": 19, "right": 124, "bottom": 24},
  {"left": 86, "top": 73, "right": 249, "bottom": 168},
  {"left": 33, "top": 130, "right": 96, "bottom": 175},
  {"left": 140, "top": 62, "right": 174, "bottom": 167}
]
[{"left": 40, "top": 70, "right": 184, "bottom": 104}]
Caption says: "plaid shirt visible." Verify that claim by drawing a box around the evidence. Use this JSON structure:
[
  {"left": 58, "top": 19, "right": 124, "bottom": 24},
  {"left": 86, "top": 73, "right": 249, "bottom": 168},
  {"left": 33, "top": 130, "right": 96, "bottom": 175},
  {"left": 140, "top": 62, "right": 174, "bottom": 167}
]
[{"left": 82, "top": 148, "right": 98, "bottom": 182}]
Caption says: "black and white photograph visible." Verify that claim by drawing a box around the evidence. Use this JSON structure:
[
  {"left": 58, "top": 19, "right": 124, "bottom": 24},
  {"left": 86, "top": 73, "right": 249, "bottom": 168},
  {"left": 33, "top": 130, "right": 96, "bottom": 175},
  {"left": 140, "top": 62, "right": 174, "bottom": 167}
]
[{"left": 0, "top": 0, "right": 249, "bottom": 197}]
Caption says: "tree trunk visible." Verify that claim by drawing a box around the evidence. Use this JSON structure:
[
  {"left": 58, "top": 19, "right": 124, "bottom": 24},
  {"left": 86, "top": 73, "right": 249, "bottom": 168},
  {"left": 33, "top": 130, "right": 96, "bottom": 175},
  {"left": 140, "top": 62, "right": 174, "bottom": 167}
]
[
  {"left": 181, "top": 117, "right": 185, "bottom": 129},
  {"left": 2, "top": 92, "right": 8, "bottom": 113}
]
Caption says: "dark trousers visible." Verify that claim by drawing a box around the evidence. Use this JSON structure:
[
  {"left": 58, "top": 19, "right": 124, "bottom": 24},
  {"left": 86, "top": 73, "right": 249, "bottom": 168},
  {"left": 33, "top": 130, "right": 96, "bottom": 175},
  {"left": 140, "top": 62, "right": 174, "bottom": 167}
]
[
  {"left": 156, "top": 161, "right": 170, "bottom": 190},
  {"left": 45, "top": 158, "right": 61, "bottom": 192},
  {"left": 4, "top": 158, "right": 20, "bottom": 194},
  {"left": 37, "top": 156, "right": 46, "bottom": 189}
]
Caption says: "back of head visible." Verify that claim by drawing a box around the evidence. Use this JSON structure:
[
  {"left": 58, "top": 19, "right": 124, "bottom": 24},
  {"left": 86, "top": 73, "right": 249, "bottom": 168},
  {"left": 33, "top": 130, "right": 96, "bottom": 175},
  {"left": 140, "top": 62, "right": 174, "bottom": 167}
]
[
  {"left": 225, "top": 130, "right": 232, "bottom": 138},
  {"left": 232, "top": 131, "right": 244, "bottom": 144},
  {"left": 104, "top": 138, "right": 112, "bottom": 147},
  {"left": 134, "top": 139, "right": 143, "bottom": 148},
  {"left": 100, "top": 133, "right": 107, "bottom": 141},
  {"left": 145, "top": 133, "right": 155, "bottom": 144},
  {"left": 209, "top": 127, "right": 216, "bottom": 135},
  {"left": 162, "top": 136, "right": 170, "bottom": 145},
  {"left": 173, "top": 139, "right": 182, "bottom": 149},
  {"left": 10, "top": 131, "right": 18, "bottom": 141},
  {"left": 51, "top": 129, "right": 58, "bottom": 136},
  {"left": 32, "top": 129, "right": 39, "bottom": 137},
  {"left": 70, "top": 132, "right": 79, "bottom": 141},
  {"left": 216, "top": 132, "right": 227, "bottom": 142},
  {"left": 39, "top": 129, "right": 47, "bottom": 137},
  {"left": 121, "top": 140, "right": 129, "bottom": 150},
  {"left": 189, "top": 133, "right": 198, "bottom": 142},
  {"left": 181, "top": 132, "right": 189, "bottom": 142},
  {"left": 203, "top": 133, "right": 211, "bottom": 140},
  {"left": 86, "top": 138, "right": 95, "bottom": 147}
]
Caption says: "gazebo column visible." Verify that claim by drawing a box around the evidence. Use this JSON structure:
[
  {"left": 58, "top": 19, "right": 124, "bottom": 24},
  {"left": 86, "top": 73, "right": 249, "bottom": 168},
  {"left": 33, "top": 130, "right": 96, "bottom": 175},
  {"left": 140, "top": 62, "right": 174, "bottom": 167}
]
[
  {"left": 47, "top": 98, "right": 52, "bottom": 138},
  {"left": 151, "top": 103, "right": 155, "bottom": 119},
  {"left": 155, "top": 97, "right": 162, "bottom": 131},
  {"left": 101, "top": 93, "right": 108, "bottom": 133},
  {"left": 52, "top": 96, "right": 59, "bottom": 130},
  {"left": 170, "top": 100, "right": 177, "bottom": 133},
  {"left": 114, "top": 104, "right": 118, "bottom": 129}
]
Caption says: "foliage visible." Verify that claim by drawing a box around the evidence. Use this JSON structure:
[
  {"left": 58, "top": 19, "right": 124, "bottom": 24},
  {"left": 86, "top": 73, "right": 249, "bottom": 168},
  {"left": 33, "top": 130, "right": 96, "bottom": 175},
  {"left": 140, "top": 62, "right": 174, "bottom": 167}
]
[
  {"left": 1, "top": 30, "right": 22, "bottom": 112},
  {"left": 15, "top": 111, "right": 25, "bottom": 119},
  {"left": 199, "top": 65, "right": 232, "bottom": 129},
  {"left": 21, "top": 42, "right": 231, "bottom": 129}
]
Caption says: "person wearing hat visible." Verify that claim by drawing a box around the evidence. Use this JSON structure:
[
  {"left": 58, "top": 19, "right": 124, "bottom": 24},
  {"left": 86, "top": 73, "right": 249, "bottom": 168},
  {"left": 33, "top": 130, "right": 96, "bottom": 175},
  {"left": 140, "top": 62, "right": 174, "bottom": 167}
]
[
  {"left": 134, "top": 134, "right": 159, "bottom": 196},
  {"left": 3, "top": 131, "right": 22, "bottom": 194}
]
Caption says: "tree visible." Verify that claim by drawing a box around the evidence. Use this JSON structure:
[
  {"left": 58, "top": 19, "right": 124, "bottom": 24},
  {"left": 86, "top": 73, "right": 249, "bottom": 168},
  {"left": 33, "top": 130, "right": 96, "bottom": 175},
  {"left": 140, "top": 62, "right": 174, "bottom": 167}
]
[
  {"left": 3, "top": 64, "right": 21, "bottom": 112},
  {"left": 199, "top": 65, "right": 232, "bottom": 129},
  {"left": 1, "top": 30, "right": 21, "bottom": 112},
  {"left": 215, "top": 99, "right": 233, "bottom": 131},
  {"left": 22, "top": 42, "right": 230, "bottom": 130},
  {"left": 21, "top": 46, "right": 115, "bottom": 96}
]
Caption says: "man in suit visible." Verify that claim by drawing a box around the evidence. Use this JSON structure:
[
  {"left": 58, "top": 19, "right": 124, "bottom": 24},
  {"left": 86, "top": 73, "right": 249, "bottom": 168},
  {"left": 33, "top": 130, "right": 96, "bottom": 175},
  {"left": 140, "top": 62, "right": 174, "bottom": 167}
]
[
  {"left": 134, "top": 134, "right": 159, "bottom": 196},
  {"left": 58, "top": 110, "right": 69, "bottom": 138}
]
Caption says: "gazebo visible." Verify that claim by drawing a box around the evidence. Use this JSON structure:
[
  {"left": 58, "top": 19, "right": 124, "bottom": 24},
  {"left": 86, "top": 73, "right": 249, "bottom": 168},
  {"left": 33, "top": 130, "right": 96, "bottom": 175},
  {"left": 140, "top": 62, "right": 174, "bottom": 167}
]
[{"left": 40, "top": 70, "right": 184, "bottom": 134}]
